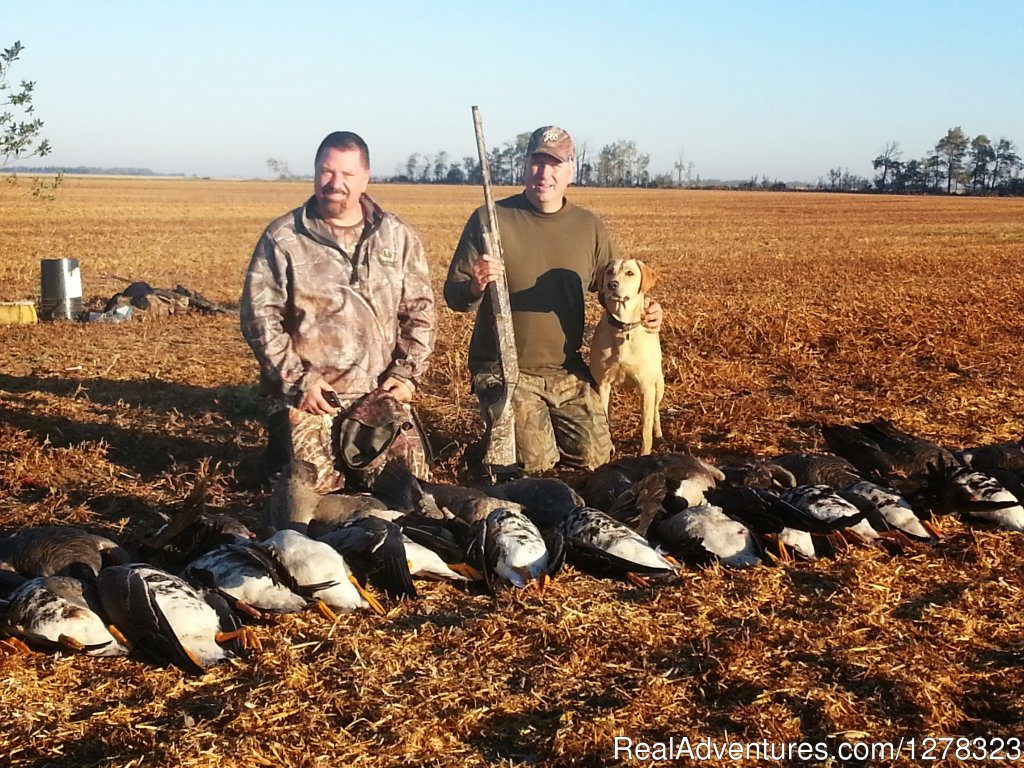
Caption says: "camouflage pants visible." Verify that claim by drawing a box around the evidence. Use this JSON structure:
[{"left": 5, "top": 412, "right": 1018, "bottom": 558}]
[
  {"left": 473, "top": 370, "right": 613, "bottom": 473},
  {"left": 266, "top": 395, "right": 432, "bottom": 493}
]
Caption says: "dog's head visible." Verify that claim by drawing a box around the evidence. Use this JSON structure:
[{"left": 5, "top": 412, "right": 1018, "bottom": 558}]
[{"left": 588, "top": 258, "right": 657, "bottom": 301}]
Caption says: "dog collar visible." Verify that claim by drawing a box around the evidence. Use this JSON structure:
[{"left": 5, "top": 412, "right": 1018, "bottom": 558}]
[{"left": 608, "top": 315, "right": 643, "bottom": 332}]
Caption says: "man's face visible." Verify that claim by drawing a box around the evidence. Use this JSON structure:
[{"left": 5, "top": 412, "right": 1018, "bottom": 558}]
[
  {"left": 523, "top": 153, "right": 573, "bottom": 213},
  {"left": 314, "top": 147, "right": 370, "bottom": 222}
]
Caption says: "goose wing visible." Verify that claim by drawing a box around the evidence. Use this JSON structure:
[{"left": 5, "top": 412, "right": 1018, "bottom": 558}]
[{"left": 97, "top": 565, "right": 209, "bottom": 676}]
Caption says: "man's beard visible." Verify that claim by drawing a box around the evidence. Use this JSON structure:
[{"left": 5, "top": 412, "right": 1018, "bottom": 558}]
[{"left": 317, "top": 193, "right": 351, "bottom": 219}]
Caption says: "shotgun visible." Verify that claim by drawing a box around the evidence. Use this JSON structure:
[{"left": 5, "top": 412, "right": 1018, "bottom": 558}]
[{"left": 471, "top": 106, "right": 520, "bottom": 478}]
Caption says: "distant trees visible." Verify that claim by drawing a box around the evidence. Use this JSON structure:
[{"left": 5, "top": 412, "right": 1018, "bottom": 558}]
[
  {"left": 387, "top": 125, "right": 1022, "bottom": 195},
  {"left": 872, "top": 142, "right": 901, "bottom": 192},
  {"left": 967, "top": 135, "right": 993, "bottom": 192},
  {"left": 388, "top": 134, "right": 666, "bottom": 188},
  {"left": 935, "top": 126, "right": 969, "bottom": 193},
  {"left": 869, "top": 128, "right": 1022, "bottom": 195},
  {"left": 265, "top": 158, "right": 294, "bottom": 180},
  {"left": 673, "top": 149, "right": 694, "bottom": 187},
  {"left": 596, "top": 140, "right": 650, "bottom": 186},
  {"left": 817, "top": 167, "right": 870, "bottom": 192}
]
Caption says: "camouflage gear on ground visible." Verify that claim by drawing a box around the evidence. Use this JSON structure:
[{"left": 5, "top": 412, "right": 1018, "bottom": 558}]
[
  {"left": 288, "top": 395, "right": 432, "bottom": 494},
  {"left": 474, "top": 370, "right": 612, "bottom": 473},
  {"left": 241, "top": 193, "right": 435, "bottom": 400}
]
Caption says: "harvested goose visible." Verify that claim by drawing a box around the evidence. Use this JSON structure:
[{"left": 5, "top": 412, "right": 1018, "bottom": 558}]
[
  {"left": 772, "top": 453, "right": 864, "bottom": 488},
  {"left": 488, "top": 477, "right": 584, "bottom": 530},
  {"left": 265, "top": 460, "right": 388, "bottom": 535},
  {"left": 651, "top": 505, "right": 763, "bottom": 569},
  {"left": 0, "top": 526, "right": 131, "bottom": 578},
  {"left": 956, "top": 439, "right": 1024, "bottom": 473},
  {"left": 182, "top": 538, "right": 322, "bottom": 614},
  {"left": 263, "top": 529, "right": 385, "bottom": 614},
  {"left": 720, "top": 461, "right": 797, "bottom": 489},
  {"left": 586, "top": 453, "right": 724, "bottom": 510},
  {"left": 558, "top": 506, "right": 676, "bottom": 583},
  {"left": 840, "top": 480, "right": 940, "bottom": 541},
  {"left": 370, "top": 460, "right": 444, "bottom": 519},
  {"left": 919, "top": 461, "right": 1024, "bottom": 531},
  {"left": 1, "top": 575, "right": 129, "bottom": 656},
  {"left": 820, "top": 422, "right": 898, "bottom": 479},
  {"left": 469, "top": 507, "right": 562, "bottom": 593},
  {"left": 96, "top": 564, "right": 257, "bottom": 676},
  {"left": 317, "top": 516, "right": 416, "bottom": 600},
  {"left": 780, "top": 485, "right": 879, "bottom": 545},
  {"left": 847, "top": 418, "right": 957, "bottom": 478}
]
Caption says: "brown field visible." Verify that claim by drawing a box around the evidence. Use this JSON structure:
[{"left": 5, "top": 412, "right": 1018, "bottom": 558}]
[{"left": 1, "top": 177, "right": 1024, "bottom": 767}]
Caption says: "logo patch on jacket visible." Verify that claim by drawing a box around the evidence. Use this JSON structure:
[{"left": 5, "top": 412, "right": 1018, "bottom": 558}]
[{"left": 377, "top": 248, "right": 396, "bottom": 265}]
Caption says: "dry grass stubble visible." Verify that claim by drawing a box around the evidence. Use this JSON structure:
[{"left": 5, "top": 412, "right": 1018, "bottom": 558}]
[{"left": 1, "top": 178, "right": 1024, "bottom": 766}]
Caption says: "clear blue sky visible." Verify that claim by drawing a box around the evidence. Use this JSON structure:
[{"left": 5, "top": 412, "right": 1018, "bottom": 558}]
[{"left": 5, "top": 0, "right": 1022, "bottom": 182}]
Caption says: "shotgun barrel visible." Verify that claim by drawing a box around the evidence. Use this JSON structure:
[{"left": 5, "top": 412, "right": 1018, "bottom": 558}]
[{"left": 471, "top": 106, "right": 519, "bottom": 477}]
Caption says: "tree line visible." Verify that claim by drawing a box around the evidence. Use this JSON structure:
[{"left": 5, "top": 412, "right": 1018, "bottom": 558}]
[
  {"left": 386, "top": 133, "right": 682, "bottom": 188},
  {"left": 820, "top": 128, "right": 1022, "bottom": 195},
  {"left": 11, "top": 39, "right": 1022, "bottom": 197},
  {"left": 386, "top": 126, "right": 1023, "bottom": 197}
]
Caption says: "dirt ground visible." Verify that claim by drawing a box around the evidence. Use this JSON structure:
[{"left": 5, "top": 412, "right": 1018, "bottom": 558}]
[{"left": 1, "top": 179, "right": 1023, "bottom": 766}]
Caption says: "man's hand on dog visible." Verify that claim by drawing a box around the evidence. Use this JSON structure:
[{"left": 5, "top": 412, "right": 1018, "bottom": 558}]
[
  {"left": 642, "top": 296, "right": 663, "bottom": 333},
  {"left": 469, "top": 253, "right": 503, "bottom": 298}
]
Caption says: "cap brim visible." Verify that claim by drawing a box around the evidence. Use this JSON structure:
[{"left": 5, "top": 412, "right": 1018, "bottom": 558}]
[{"left": 530, "top": 149, "right": 572, "bottom": 163}]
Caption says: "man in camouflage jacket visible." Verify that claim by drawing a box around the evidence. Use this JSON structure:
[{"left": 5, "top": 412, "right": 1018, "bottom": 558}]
[{"left": 241, "top": 131, "right": 435, "bottom": 483}]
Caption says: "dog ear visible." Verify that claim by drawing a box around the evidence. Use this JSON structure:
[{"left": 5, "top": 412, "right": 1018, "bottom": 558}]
[
  {"left": 588, "top": 262, "right": 607, "bottom": 293},
  {"left": 638, "top": 261, "right": 657, "bottom": 293}
]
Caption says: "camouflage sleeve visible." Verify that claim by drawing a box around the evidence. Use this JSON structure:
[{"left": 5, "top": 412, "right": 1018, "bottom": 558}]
[
  {"left": 240, "top": 230, "right": 319, "bottom": 398},
  {"left": 443, "top": 209, "right": 485, "bottom": 313},
  {"left": 385, "top": 224, "right": 435, "bottom": 388}
]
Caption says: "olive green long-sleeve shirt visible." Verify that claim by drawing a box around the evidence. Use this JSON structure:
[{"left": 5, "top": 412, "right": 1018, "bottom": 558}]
[{"left": 444, "top": 192, "right": 618, "bottom": 377}]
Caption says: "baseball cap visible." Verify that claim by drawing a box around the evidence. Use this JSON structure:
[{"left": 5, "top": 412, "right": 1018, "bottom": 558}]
[{"left": 527, "top": 126, "right": 575, "bottom": 163}]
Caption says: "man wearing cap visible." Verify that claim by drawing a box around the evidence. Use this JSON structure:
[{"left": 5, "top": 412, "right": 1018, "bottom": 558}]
[{"left": 445, "top": 125, "right": 662, "bottom": 473}]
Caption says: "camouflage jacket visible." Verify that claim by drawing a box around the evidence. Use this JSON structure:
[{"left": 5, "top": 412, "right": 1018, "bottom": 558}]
[{"left": 241, "top": 194, "right": 435, "bottom": 400}]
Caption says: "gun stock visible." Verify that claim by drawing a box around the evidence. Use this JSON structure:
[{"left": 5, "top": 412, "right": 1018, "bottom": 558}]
[{"left": 472, "top": 106, "right": 520, "bottom": 477}]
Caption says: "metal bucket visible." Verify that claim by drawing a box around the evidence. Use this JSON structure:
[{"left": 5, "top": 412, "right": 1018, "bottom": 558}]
[{"left": 39, "top": 258, "right": 84, "bottom": 320}]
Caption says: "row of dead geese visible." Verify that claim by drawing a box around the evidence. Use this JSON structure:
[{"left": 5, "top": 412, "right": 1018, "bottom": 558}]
[{"left": 2, "top": 418, "right": 1022, "bottom": 675}]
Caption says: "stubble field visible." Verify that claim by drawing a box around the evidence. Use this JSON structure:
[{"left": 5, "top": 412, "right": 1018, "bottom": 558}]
[{"left": 1, "top": 177, "right": 1023, "bottom": 767}]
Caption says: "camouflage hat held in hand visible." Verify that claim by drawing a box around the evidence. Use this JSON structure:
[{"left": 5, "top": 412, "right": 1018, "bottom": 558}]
[{"left": 334, "top": 390, "right": 412, "bottom": 472}]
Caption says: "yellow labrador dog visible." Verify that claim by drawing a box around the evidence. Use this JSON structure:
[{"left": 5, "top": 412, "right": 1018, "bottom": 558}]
[{"left": 588, "top": 258, "right": 664, "bottom": 455}]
